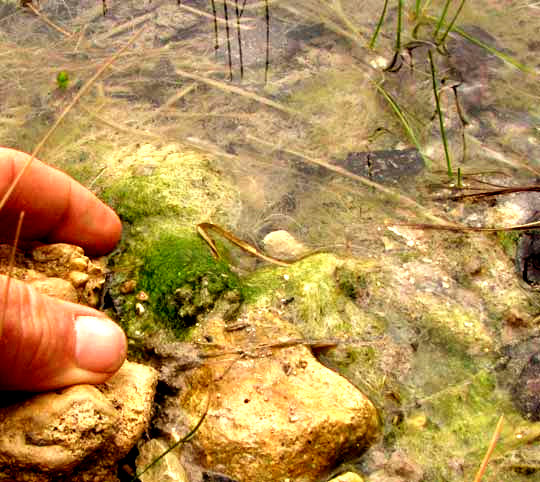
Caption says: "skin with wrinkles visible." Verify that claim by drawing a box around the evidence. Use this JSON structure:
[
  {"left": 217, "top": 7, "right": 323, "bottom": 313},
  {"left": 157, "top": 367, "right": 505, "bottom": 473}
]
[
  {"left": 0, "top": 147, "right": 121, "bottom": 256},
  {"left": 0, "top": 147, "right": 125, "bottom": 391}
]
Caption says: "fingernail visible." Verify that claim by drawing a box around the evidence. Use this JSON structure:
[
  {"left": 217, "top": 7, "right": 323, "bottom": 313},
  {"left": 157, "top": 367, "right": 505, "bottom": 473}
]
[{"left": 74, "top": 316, "right": 127, "bottom": 373}]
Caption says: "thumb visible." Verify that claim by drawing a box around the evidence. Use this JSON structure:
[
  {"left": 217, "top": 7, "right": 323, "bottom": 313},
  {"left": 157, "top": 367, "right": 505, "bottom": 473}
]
[{"left": 0, "top": 275, "right": 127, "bottom": 391}]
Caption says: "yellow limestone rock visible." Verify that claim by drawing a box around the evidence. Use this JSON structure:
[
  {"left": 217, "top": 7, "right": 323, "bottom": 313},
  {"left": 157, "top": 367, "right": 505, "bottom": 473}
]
[{"left": 181, "top": 309, "right": 380, "bottom": 482}]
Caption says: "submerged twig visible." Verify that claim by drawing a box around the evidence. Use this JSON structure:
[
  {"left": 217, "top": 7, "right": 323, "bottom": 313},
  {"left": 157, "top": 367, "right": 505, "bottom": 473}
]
[
  {"left": 24, "top": 2, "right": 72, "bottom": 37},
  {"left": 264, "top": 0, "right": 269, "bottom": 84},
  {"left": 234, "top": 0, "right": 244, "bottom": 80},
  {"left": 223, "top": 0, "right": 233, "bottom": 81},
  {"left": 174, "top": 67, "right": 299, "bottom": 115},
  {"left": 247, "top": 134, "right": 453, "bottom": 227},
  {"left": 197, "top": 222, "right": 291, "bottom": 266}
]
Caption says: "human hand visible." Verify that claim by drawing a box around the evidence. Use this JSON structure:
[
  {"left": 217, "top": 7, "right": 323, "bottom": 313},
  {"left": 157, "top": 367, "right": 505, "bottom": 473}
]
[{"left": 0, "top": 147, "right": 126, "bottom": 391}]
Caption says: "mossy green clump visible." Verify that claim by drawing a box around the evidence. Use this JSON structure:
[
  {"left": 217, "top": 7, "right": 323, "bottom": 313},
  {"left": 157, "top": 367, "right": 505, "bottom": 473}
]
[
  {"left": 102, "top": 176, "right": 190, "bottom": 224},
  {"left": 497, "top": 230, "right": 520, "bottom": 259},
  {"left": 244, "top": 253, "right": 383, "bottom": 338},
  {"left": 138, "top": 232, "right": 243, "bottom": 336},
  {"left": 99, "top": 145, "right": 241, "bottom": 227}
]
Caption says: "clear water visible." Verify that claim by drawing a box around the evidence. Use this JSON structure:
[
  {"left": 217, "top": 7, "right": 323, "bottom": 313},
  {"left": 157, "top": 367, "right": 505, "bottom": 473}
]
[{"left": 1, "top": 1, "right": 540, "bottom": 480}]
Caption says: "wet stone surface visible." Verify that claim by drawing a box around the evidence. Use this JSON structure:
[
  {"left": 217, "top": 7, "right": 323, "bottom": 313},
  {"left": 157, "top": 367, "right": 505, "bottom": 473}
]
[
  {"left": 515, "top": 226, "right": 540, "bottom": 286},
  {"left": 512, "top": 352, "right": 540, "bottom": 421},
  {"left": 336, "top": 148, "right": 425, "bottom": 183}
]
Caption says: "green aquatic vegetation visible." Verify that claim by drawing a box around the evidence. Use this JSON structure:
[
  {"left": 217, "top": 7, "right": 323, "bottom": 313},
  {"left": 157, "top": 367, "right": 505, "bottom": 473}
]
[
  {"left": 398, "top": 370, "right": 533, "bottom": 481},
  {"left": 102, "top": 176, "right": 186, "bottom": 224},
  {"left": 428, "top": 49, "right": 453, "bottom": 179},
  {"left": 432, "top": 0, "right": 451, "bottom": 40},
  {"left": 138, "top": 232, "right": 243, "bottom": 335},
  {"left": 56, "top": 70, "right": 69, "bottom": 90},
  {"left": 436, "top": 0, "right": 466, "bottom": 46},
  {"left": 497, "top": 230, "right": 521, "bottom": 259},
  {"left": 368, "top": 0, "right": 389, "bottom": 49},
  {"left": 373, "top": 82, "right": 429, "bottom": 167}
]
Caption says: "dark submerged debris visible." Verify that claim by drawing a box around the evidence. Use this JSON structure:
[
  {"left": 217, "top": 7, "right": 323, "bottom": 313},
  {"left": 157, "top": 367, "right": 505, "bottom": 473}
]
[
  {"left": 336, "top": 148, "right": 424, "bottom": 183},
  {"left": 512, "top": 352, "right": 540, "bottom": 421},
  {"left": 515, "top": 217, "right": 540, "bottom": 286}
]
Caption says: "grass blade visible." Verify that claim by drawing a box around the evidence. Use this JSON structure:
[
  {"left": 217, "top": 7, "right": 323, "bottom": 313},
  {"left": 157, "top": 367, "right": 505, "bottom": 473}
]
[
  {"left": 0, "top": 211, "right": 24, "bottom": 339},
  {"left": 428, "top": 49, "right": 453, "bottom": 178},
  {"left": 369, "top": 0, "right": 389, "bottom": 49},
  {"left": 438, "top": 0, "right": 466, "bottom": 45},
  {"left": 130, "top": 394, "right": 210, "bottom": 482},
  {"left": 373, "top": 81, "right": 428, "bottom": 167},
  {"left": 433, "top": 0, "right": 451, "bottom": 39}
]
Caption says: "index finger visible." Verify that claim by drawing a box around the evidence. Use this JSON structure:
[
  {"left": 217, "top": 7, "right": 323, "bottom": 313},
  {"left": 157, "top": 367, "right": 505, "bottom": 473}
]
[{"left": 0, "top": 147, "right": 121, "bottom": 256}]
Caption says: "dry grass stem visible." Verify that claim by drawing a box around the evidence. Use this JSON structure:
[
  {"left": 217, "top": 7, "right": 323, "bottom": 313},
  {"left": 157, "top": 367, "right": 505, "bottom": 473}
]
[
  {"left": 0, "top": 211, "right": 25, "bottom": 339},
  {"left": 247, "top": 134, "right": 455, "bottom": 226},
  {"left": 174, "top": 67, "right": 300, "bottom": 116},
  {"left": 0, "top": 24, "right": 147, "bottom": 213},
  {"left": 26, "top": 3, "right": 72, "bottom": 37},
  {"left": 473, "top": 415, "right": 504, "bottom": 482}
]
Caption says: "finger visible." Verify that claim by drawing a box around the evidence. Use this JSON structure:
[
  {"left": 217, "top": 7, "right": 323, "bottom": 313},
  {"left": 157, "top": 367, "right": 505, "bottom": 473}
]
[
  {"left": 0, "top": 147, "right": 121, "bottom": 256},
  {"left": 0, "top": 276, "right": 127, "bottom": 391}
]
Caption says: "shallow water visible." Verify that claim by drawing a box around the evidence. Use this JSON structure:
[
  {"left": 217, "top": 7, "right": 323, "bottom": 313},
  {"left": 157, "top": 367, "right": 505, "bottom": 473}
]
[{"left": 1, "top": 1, "right": 540, "bottom": 480}]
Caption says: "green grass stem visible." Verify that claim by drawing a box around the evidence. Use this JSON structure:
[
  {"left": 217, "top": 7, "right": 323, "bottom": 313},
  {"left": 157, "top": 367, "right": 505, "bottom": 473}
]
[
  {"left": 424, "top": 14, "right": 533, "bottom": 73},
  {"left": 438, "top": 0, "right": 466, "bottom": 45},
  {"left": 369, "top": 0, "right": 389, "bottom": 49},
  {"left": 433, "top": 0, "right": 451, "bottom": 39},
  {"left": 373, "top": 81, "right": 428, "bottom": 167},
  {"left": 130, "top": 400, "right": 209, "bottom": 482},
  {"left": 396, "top": 0, "right": 403, "bottom": 51},
  {"left": 428, "top": 49, "right": 453, "bottom": 179}
]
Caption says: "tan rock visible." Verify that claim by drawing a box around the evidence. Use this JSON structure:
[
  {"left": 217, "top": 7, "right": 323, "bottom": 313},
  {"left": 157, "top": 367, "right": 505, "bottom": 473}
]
[
  {"left": 329, "top": 472, "right": 365, "bottom": 482},
  {"left": 0, "top": 385, "right": 117, "bottom": 473},
  {"left": 99, "top": 361, "right": 159, "bottom": 457},
  {"left": 136, "top": 438, "right": 189, "bottom": 482},
  {"left": 262, "top": 230, "right": 309, "bottom": 260},
  {"left": 29, "top": 277, "right": 79, "bottom": 303},
  {"left": 1, "top": 243, "right": 106, "bottom": 306},
  {"left": 180, "top": 309, "right": 380, "bottom": 482},
  {"left": 69, "top": 270, "right": 90, "bottom": 288},
  {"left": 32, "top": 243, "right": 85, "bottom": 263},
  {"left": 0, "top": 361, "right": 158, "bottom": 481},
  {"left": 32, "top": 244, "right": 88, "bottom": 277}
]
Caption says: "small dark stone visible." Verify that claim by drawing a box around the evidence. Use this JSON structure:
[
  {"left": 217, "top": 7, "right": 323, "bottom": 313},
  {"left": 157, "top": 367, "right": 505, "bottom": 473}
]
[
  {"left": 336, "top": 148, "right": 424, "bottom": 184},
  {"left": 515, "top": 214, "right": 540, "bottom": 286},
  {"left": 512, "top": 352, "right": 540, "bottom": 420},
  {"left": 203, "top": 471, "right": 239, "bottom": 482}
]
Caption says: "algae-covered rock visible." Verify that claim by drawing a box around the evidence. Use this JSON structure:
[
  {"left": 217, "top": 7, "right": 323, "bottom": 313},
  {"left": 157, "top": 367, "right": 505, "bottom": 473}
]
[{"left": 137, "top": 232, "right": 243, "bottom": 334}]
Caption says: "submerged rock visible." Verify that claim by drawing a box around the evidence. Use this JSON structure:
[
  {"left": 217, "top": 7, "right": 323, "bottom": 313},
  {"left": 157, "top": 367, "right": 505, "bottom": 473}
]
[
  {"left": 175, "top": 308, "right": 380, "bottom": 482},
  {"left": 262, "top": 229, "right": 310, "bottom": 260},
  {"left": 336, "top": 148, "right": 424, "bottom": 184},
  {"left": 512, "top": 352, "right": 540, "bottom": 421}
]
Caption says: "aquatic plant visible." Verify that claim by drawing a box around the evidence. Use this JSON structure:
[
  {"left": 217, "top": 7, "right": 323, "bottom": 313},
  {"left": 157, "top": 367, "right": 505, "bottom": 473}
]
[{"left": 56, "top": 71, "right": 69, "bottom": 90}]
